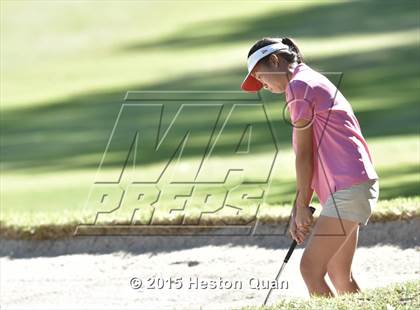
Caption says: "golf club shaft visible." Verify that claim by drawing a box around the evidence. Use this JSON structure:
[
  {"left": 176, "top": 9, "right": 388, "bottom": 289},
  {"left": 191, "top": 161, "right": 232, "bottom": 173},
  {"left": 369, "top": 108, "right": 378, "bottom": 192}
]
[{"left": 262, "top": 206, "right": 316, "bottom": 306}]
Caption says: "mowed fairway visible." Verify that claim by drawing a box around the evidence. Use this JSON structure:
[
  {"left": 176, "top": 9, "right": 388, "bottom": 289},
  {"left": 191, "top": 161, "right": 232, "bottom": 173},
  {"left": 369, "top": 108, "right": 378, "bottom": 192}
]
[
  {"left": 1, "top": 1, "right": 419, "bottom": 231},
  {"left": 1, "top": 1, "right": 420, "bottom": 309}
]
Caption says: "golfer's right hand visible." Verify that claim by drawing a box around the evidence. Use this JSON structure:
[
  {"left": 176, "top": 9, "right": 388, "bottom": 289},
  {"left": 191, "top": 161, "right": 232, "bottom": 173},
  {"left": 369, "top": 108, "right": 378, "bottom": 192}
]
[{"left": 289, "top": 217, "right": 307, "bottom": 245}]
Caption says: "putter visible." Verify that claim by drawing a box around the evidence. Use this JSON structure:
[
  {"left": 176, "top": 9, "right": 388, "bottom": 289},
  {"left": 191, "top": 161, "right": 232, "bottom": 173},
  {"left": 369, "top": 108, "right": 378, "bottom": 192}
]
[{"left": 262, "top": 206, "right": 316, "bottom": 306}]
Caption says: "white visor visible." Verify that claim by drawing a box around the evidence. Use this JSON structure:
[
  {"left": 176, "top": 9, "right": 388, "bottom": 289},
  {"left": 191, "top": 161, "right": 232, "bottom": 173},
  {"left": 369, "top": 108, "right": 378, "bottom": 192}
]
[{"left": 241, "top": 42, "right": 291, "bottom": 92}]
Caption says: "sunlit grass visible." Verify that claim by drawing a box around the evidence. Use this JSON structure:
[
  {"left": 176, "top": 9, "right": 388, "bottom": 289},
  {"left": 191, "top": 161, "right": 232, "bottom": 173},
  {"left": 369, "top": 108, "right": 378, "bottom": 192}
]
[
  {"left": 243, "top": 280, "right": 420, "bottom": 310},
  {"left": 1, "top": 1, "right": 418, "bottom": 109},
  {"left": 0, "top": 1, "right": 310, "bottom": 109},
  {"left": 1, "top": 135, "right": 419, "bottom": 230},
  {"left": 301, "top": 29, "right": 418, "bottom": 59}
]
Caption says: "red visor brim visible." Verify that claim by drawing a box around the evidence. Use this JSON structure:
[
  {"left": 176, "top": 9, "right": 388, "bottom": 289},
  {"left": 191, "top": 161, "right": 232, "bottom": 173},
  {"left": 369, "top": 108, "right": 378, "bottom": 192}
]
[{"left": 241, "top": 72, "right": 263, "bottom": 92}]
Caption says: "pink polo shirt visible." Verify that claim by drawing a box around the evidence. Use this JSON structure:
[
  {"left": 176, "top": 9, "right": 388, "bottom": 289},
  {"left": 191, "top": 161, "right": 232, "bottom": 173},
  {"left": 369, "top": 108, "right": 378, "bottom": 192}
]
[{"left": 285, "top": 63, "right": 378, "bottom": 206}]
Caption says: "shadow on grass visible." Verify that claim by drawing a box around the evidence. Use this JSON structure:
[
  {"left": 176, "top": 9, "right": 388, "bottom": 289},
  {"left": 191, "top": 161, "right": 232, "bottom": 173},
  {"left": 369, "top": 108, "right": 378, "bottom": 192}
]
[
  {"left": 376, "top": 164, "right": 420, "bottom": 200},
  {"left": 118, "top": 0, "right": 418, "bottom": 52},
  {"left": 2, "top": 44, "right": 418, "bottom": 179}
]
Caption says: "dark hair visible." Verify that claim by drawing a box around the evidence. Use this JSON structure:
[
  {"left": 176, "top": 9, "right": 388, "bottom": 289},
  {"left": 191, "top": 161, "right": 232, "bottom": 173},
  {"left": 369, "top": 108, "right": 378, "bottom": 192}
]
[{"left": 247, "top": 37, "right": 304, "bottom": 65}]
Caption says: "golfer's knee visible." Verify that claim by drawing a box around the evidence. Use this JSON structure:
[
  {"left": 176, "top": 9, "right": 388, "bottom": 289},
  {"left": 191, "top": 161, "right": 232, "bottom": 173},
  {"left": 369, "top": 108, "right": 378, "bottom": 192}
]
[
  {"left": 327, "top": 269, "right": 351, "bottom": 287},
  {"left": 300, "top": 255, "right": 326, "bottom": 281}
]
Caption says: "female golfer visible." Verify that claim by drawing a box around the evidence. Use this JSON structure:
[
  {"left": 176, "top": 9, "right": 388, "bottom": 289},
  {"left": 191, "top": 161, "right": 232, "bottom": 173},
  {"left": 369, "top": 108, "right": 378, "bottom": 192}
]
[{"left": 241, "top": 37, "right": 379, "bottom": 297}]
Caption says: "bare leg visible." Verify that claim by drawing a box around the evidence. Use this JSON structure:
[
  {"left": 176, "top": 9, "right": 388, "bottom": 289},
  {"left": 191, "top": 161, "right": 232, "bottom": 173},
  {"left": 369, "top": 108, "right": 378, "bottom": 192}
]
[
  {"left": 327, "top": 226, "right": 361, "bottom": 294},
  {"left": 300, "top": 216, "right": 359, "bottom": 297}
]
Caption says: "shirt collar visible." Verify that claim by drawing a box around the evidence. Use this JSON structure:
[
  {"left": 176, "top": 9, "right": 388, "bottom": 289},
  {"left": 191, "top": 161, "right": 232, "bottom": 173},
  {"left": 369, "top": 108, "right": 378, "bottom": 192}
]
[{"left": 291, "top": 63, "right": 308, "bottom": 79}]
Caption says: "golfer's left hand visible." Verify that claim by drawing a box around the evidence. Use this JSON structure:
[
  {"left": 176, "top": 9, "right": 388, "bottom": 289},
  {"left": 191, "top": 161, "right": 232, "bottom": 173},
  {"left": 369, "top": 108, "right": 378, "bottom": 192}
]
[{"left": 294, "top": 205, "right": 314, "bottom": 231}]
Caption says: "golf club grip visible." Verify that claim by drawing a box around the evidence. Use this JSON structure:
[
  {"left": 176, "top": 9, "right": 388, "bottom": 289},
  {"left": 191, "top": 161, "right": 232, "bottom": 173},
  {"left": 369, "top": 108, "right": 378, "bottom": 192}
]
[{"left": 284, "top": 206, "right": 316, "bottom": 263}]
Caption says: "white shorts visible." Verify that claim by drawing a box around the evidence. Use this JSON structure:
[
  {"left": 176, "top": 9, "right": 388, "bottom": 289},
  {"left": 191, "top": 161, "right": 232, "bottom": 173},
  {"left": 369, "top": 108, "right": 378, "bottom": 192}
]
[{"left": 320, "top": 179, "right": 380, "bottom": 225}]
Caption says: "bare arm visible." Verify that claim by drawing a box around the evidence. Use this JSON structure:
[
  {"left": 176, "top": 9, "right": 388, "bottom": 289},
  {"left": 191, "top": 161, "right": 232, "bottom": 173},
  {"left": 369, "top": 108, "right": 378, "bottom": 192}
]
[{"left": 294, "top": 119, "right": 314, "bottom": 214}]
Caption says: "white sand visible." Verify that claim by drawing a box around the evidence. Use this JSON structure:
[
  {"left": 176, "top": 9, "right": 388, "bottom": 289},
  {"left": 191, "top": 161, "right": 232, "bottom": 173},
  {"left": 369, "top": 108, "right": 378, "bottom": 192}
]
[{"left": 1, "top": 220, "right": 419, "bottom": 309}]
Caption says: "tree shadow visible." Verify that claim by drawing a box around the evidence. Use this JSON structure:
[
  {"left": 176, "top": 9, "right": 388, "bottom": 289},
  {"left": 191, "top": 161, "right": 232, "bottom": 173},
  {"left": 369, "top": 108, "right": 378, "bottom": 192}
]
[
  {"left": 1, "top": 42, "right": 418, "bottom": 176},
  {"left": 376, "top": 164, "right": 420, "bottom": 200},
  {"left": 117, "top": 0, "right": 418, "bottom": 52}
]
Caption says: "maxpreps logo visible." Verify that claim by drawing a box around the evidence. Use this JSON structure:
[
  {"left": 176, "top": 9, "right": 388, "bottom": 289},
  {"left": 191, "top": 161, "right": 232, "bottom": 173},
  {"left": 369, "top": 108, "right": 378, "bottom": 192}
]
[{"left": 74, "top": 91, "right": 281, "bottom": 236}]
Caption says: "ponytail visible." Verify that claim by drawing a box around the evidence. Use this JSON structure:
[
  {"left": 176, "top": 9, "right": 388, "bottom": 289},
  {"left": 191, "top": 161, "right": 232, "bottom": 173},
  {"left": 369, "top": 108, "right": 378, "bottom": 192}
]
[{"left": 281, "top": 37, "right": 304, "bottom": 64}]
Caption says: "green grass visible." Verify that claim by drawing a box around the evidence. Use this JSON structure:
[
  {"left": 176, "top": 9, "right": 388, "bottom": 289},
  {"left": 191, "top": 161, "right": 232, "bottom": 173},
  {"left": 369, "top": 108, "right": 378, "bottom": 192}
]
[
  {"left": 1, "top": 135, "right": 419, "bottom": 229},
  {"left": 1, "top": 1, "right": 419, "bottom": 236},
  {"left": 241, "top": 280, "right": 420, "bottom": 310}
]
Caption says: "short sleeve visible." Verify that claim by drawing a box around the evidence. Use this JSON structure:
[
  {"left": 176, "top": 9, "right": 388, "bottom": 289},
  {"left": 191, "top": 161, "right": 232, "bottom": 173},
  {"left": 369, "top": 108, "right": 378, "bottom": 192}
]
[{"left": 285, "top": 80, "right": 315, "bottom": 125}]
